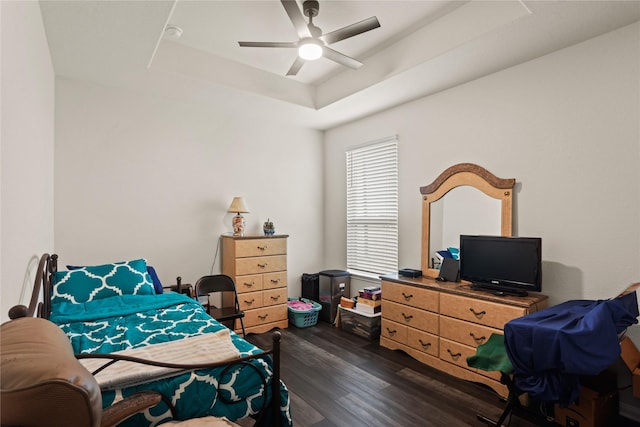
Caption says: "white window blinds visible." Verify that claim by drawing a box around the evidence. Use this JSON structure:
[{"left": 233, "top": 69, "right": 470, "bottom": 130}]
[{"left": 346, "top": 137, "right": 398, "bottom": 276}]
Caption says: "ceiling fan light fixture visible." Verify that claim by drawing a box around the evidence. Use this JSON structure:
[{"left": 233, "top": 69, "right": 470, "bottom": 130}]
[
  {"left": 238, "top": 0, "right": 381, "bottom": 76},
  {"left": 298, "top": 40, "right": 323, "bottom": 60}
]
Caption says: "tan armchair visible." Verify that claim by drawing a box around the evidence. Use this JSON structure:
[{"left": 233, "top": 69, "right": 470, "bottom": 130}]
[{"left": 1, "top": 317, "right": 162, "bottom": 427}]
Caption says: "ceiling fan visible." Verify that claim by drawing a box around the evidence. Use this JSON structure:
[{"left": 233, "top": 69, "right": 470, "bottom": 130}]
[{"left": 238, "top": 0, "right": 381, "bottom": 76}]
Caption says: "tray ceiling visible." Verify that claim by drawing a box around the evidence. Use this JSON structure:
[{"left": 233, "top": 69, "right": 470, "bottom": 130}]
[{"left": 40, "top": 1, "right": 640, "bottom": 129}]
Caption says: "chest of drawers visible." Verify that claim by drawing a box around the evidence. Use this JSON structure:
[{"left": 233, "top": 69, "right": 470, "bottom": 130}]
[
  {"left": 380, "top": 274, "right": 547, "bottom": 397},
  {"left": 221, "top": 235, "right": 289, "bottom": 334}
]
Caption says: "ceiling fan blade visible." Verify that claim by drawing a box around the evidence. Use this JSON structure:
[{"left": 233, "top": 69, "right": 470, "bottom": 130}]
[
  {"left": 319, "top": 16, "right": 381, "bottom": 45},
  {"left": 286, "top": 56, "right": 306, "bottom": 76},
  {"left": 238, "top": 41, "right": 298, "bottom": 48},
  {"left": 281, "top": 0, "right": 311, "bottom": 39},
  {"left": 322, "top": 47, "right": 363, "bottom": 70}
]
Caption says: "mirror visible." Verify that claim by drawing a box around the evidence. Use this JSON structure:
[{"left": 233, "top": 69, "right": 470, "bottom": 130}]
[
  {"left": 420, "top": 163, "right": 515, "bottom": 278},
  {"left": 429, "top": 186, "right": 502, "bottom": 262}
]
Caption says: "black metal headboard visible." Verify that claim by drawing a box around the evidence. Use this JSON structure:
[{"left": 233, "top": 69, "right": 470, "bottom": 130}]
[{"left": 8, "top": 253, "right": 58, "bottom": 320}]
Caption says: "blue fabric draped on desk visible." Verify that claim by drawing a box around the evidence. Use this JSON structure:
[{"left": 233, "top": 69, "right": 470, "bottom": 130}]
[{"left": 504, "top": 292, "right": 639, "bottom": 406}]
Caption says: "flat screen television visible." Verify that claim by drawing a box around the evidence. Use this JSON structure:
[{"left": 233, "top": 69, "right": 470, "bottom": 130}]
[{"left": 459, "top": 235, "right": 542, "bottom": 297}]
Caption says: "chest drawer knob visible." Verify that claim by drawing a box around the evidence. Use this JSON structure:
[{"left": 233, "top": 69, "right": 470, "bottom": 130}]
[
  {"left": 401, "top": 313, "right": 413, "bottom": 322},
  {"left": 257, "top": 263, "right": 268, "bottom": 268},
  {"left": 258, "top": 314, "right": 269, "bottom": 320},
  {"left": 469, "top": 308, "right": 486, "bottom": 319},
  {"left": 244, "top": 281, "right": 254, "bottom": 287},
  {"left": 470, "top": 332, "right": 486, "bottom": 345},
  {"left": 401, "top": 292, "right": 414, "bottom": 302},
  {"left": 270, "top": 295, "right": 281, "bottom": 301},
  {"left": 244, "top": 298, "right": 256, "bottom": 305},
  {"left": 447, "top": 349, "right": 462, "bottom": 361},
  {"left": 270, "top": 278, "right": 280, "bottom": 284},
  {"left": 386, "top": 327, "right": 397, "bottom": 337},
  {"left": 418, "top": 339, "right": 431, "bottom": 349},
  {"left": 257, "top": 245, "right": 267, "bottom": 250}
]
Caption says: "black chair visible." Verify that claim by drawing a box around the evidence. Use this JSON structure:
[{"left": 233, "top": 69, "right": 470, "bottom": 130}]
[{"left": 195, "top": 274, "right": 246, "bottom": 337}]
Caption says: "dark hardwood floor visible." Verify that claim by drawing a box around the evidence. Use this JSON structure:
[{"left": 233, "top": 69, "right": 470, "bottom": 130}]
[{"left": 246, "top": 322, "right": 552, "bottom": 427}]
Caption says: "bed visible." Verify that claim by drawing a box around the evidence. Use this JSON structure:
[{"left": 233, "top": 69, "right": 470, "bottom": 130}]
[{"left": 8, "top": 253, "right": 293, "bottom": 427}]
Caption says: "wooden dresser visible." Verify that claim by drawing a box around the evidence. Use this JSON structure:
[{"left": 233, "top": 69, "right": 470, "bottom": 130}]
[
  {"left": 380, "top": 273, "right": 548, "bottom": 397},
  {"left": 221, "top": 234, "right": 289, "bottom": 334}
]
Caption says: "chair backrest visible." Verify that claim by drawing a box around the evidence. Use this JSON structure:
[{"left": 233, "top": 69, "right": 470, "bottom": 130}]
[
  {"left": 195, "top": 275, "right": 238, "bottom": 298},
  {"left": 1, "top": 317, "right": 102, "bottom": 427}
]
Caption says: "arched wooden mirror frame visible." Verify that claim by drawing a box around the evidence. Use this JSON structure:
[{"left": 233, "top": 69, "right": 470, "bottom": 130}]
[{"left": 420, "top": 163, "right": 516, "bottom": 279}]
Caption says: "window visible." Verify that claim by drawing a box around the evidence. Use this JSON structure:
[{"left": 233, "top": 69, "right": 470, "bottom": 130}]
[{"left": 346, "top": 136, "right": 398, "bottom": 277}]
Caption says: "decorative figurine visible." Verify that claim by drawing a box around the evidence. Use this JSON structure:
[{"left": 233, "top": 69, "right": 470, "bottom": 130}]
[{"left": 263, "top": 219, "right": 275, "bottom": 236}]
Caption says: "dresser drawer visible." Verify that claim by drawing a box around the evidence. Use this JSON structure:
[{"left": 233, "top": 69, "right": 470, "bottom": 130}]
[
  {"left": 263, "top": 288, "right": 287, "bottom": 307},
  {"left": 381, "top": 319, "right": 408, "bottom": 344},
  {"left": 263, "top": 271, "right": 287, "bottom": 289},
  {"left": 382, "top": 281, "right": 438, "bottom": 312},
  {"left": 407, "top": 328, "right": 439, "bottom": 357},
  {"left": 440, "top": 316, "right": 502, "bottom": 348},
  {"left": 235, "top": 274, "right": 264, "bottom": 293},
  {"left": 235, "top": 255, "right": 287, "bottom": 276},
  {"left": 239, "top": 291, "right": 263, "bottom": 311},
  {"left": 440, "top": 293, "right": 527, "bottom": 329},
  {"left": 383, "top": 300, "right": 438, "bottom": 334},
  {"left": 235, "top": 238, "right": 287, "bottom": 257},
  {"left": 244, "top": 304, "right": 287, "bottom": 326},
  {"left": 439, "top": 337, "right": 477, "bottom": 369}
]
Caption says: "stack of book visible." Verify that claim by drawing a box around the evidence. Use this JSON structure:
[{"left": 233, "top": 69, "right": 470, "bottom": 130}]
[{"left": 356, "top": 286, "right": 382, "bottom": 314}]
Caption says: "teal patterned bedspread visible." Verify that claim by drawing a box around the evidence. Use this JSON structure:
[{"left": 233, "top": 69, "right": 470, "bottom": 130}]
[{"left": 50, "top": 292, "right": 292, "bottom": 426}]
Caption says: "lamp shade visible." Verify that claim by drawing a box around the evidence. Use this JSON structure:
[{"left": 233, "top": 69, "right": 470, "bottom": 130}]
[{"left": 228, "top": 197, "right": 250, "bottom": 214}]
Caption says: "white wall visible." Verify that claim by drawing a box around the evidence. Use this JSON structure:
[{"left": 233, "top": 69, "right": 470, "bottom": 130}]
[
  {"left": 54, "top": 78, "right": 324, "bottom": 296},
  {"left": 0, "top": 1, "right": 55, "bottom": 322},
  {"left": 324, "top": 23, "right": 640, "bottom": 306}
]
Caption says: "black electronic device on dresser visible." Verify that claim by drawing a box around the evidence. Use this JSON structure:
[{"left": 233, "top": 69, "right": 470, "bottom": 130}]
[{"left": 459, "top": 235, "right": 542, "bottom": 297}]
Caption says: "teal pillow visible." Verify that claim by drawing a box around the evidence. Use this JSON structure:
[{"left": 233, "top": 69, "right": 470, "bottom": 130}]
[{"left": 52, "top": 259, "right": 155, "bottom": 305}]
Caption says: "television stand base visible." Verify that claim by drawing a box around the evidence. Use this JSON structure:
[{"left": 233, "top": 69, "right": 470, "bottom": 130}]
[{"left": 471, "top": 283, "right": 529, "bottom": 297}]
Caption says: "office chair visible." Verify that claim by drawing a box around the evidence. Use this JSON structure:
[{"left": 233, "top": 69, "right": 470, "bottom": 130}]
[{"left": 195, "top": 274, "right": 246, "bottom": 337}]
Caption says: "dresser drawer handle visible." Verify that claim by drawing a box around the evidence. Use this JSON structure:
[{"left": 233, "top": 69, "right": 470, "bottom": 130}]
[
  {"left": 244, "top": 298, "right": 256, "bottom": 305},
  {"left": 470, "top": 332, "right": 486, "bottom": 345},
  {"left": 270, "top": 295, "right": 281, "bottom": 301},
  {"left": 447, "top": 349, "right": 462, "bottom": 361},
  {"left": 401, "top": 292, "right": 414, "bottom": 301},
  {"left": 270, "top": 278, "right": 280, "bottom": 284},
  {"left": 469, "top": 308, "right": 486, "bottom": 319},
  {"left": 418, "top": 339, "right": 431, "bottom": 349},
  {"left": 401, "top": 313, "right": 413, "bottom": 322},
  {"left": 386, "top": 327, "right": 397, "bottom": 337},
  {"left": 257, "top": 263, "right": 268, "bottom": 268},
  {"left": 243, "top": 282, "right": 254, "bottom": 288},
  {"left": 257, "top": 245, "right": 267, "bottom": 250},
  {"left": 258, "top": 314, "right": 269, "bottom": 320}
]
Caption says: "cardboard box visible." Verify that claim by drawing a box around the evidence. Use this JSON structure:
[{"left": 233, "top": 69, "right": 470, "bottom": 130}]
[
  {"left": 554, "top": 371, "right": 618, "bottom": 427},
  {"left": 554, "top": 387, "right": 618, "bottom": 427},
  {"left": 620, "top": 336, "right": 640, "bottom": 398}
]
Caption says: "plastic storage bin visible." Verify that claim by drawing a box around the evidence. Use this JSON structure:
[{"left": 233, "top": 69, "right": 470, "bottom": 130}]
[
  {"left": 287, "top": 298, "right": 322, "bottom": 328},
  {"left": 339, "top": 305, "right": 381, "bottom": 340}
]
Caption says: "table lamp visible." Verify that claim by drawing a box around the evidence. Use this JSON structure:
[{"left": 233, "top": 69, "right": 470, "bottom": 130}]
[{"left": 228, "top": 197, "right": 250, "bottom": 236}]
